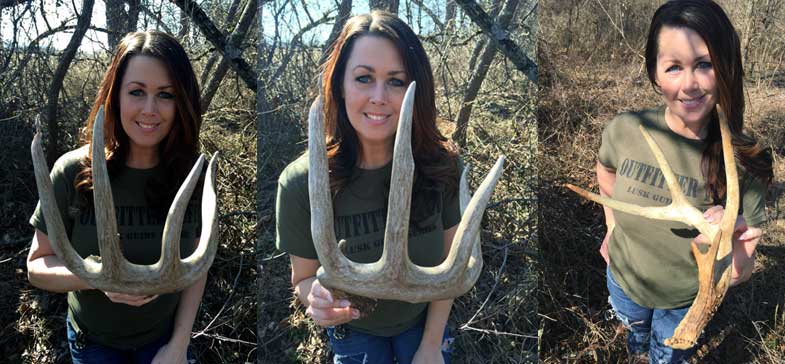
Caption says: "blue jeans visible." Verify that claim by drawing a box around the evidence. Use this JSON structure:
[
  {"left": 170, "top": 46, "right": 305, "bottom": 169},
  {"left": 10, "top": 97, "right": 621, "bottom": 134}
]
[
  {"left": 67, "top": 317, "right": 196, "bottom": 364},
  {"left": 606, "top": 267, "right": 696, "bottom": 364},
  {"left": 326, "top": 319, "right": 453, "bottom": 364}
]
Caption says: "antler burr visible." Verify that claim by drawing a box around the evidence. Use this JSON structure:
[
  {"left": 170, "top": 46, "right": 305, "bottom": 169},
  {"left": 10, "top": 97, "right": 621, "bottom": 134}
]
[
  {"left": 31, "top": 107, "right": 220, "bottom": 295},
  {"left": 308, "top": 82, "right": 506, "bottom": 304},
  {"left": 566, "top": 106, "right": 738, "bottom": 349}
]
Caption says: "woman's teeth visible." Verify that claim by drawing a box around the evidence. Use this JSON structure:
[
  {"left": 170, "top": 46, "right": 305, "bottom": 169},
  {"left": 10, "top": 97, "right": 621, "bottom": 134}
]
[
  {"left": 366, "top": 113, "right": 386, "bottom": 121},
  {"left": 137, "top": 121, "right": 157, "bottom": 129}
]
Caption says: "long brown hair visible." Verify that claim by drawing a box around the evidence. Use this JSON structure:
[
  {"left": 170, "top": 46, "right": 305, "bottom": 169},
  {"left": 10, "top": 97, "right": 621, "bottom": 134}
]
[
  {"left": 320, "top": 11, "right": 459, "bottom": 203},
  {"left": 75, "top": 31, "right": 202, "bottom": 213},
  {"left": 645, "top": 0, "right": 772, "bottom": 202}
]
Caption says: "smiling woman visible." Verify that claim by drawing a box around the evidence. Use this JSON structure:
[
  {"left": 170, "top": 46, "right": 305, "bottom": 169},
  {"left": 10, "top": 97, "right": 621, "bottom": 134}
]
[
  {"left": 590, "top": 1, "right": 774, "bottom": 362},
  {"left": 275, "top": 10, "right": 461, "bottom": 364},
  {"left": 26, "top": 31, "right": 205, "bottom": 364}
]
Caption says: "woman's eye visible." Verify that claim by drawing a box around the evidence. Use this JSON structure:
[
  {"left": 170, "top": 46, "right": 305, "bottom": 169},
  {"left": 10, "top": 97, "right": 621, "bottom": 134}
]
[
  {"left": 158, "top": 91, "right": 175, "bottom": 99},
  {"left": 355, "top": 75, "right": 371, "bottom": 84},
  {"left": 388, "top": 78, "right": 405, "bottom": 87},
  {"left": 665, "top": 65, "right": 681, "bottom": 73},
  {"left": 697, "top": 61, "right": 712, "bottom": 69},
  {"left": 129, "top": 89, "right": 144, "bottom": 96}
]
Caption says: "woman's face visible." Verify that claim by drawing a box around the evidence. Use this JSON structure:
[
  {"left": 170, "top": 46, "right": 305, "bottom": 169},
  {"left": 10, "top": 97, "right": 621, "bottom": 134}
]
[
  {"left": 341, "top": 35, "right": 408, "bottom": 149},
  {"left": 119, "top": 55, "right": 177, "bottom": 156},
  {"left": 655, "top": 26, "right": 718, "bottom": 130}
]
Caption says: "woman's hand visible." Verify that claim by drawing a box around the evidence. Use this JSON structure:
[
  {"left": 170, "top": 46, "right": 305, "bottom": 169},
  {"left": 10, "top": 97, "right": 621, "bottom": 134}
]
[
  {"left": 412, "top": 344, "right": 444, "bottom": 364},
  {"left": 305, "top": 279, "right": 359, "bottom": 327},
  {"left": 151, "top": 340, "right": 189, "bottom": 364},
  {"left": 697, "top": 205, "right": 762, "bottom": 286},
  {"left": 102, "top": 291, "right": 159, "bottom": 306},
  {"left": 600, "top": 227, "right": 612, "bottom": 265}
]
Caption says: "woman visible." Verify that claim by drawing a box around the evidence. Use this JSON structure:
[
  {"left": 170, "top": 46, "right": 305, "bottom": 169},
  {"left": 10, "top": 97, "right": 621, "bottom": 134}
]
[
  {"left": 27, "top": 31, "right": 204, "bottom": 364},
  {"left": 596, "top": 1, "right": 772, "bottom": 362},
  {"left": 276, "top": 11, "right": 460, "bottom": 364}
]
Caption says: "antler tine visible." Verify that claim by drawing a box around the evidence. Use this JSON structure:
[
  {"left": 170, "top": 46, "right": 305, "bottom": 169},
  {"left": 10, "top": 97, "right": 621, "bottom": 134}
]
[
  {"left": 717, "top": 106, "right": 739, "bottom": 248},
  {"left": 31, "top": 120, "right": 101, "bottom": 278},
  {"left": 665, "top": 105, "right": 739, "bottom": 349},
  {"left": 91, "top": 107, "right": 129, "bottom": 282},
  {"left": 175, "top": 152, "right": 221, "bottom": 286},
  {"left": 307, "top": 96, "right": 369, "bottom": 280},
  {"left": 382, "top": 81, "right": 417, "bottom": 278},
  {"left": 405, "top": 156, "right": 505, "bottom": 293},
  {"left": 158, "top": 154, "right": 207, "bottom": 279}
]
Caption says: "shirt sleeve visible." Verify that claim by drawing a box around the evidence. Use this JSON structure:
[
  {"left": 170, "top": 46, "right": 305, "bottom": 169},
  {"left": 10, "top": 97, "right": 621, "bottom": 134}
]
[
  {"left": 598, "top": 116, "right": 621, "bottom": 170},
  {"left": 29, "top": 152, "right": 79, "bottom": 237},
  {"left": 275, "top": 164, "right": 318, "bottom": 260},
  {"left": 740, "top": 172, "right": 768, "bottom": 228}
]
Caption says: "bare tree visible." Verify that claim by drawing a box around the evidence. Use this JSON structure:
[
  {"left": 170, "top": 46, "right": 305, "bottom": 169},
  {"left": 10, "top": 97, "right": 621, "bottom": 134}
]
[
  {"left": 44, "top": 0, "right": 94, "bottom": 163},
  {"left": 369, "top": 0, "right": 399, "bottom": 14},
  {"left": 454, "top": 0, "right": 537, "bottom": 83},
  {"left": 321, "top": 0, "right": 352, "bottom": 59},
  {"left": 171, "top": 0, "right": 257, "bottom": 92},
  {"left": 200, "top": 0, "right": 257, "bottom": 111},
  {"left": 453, "top": 0, "right": 521, "bottom": 146},
  {"left": 105, "top": 0, "right": 140, "bottom": 49}
]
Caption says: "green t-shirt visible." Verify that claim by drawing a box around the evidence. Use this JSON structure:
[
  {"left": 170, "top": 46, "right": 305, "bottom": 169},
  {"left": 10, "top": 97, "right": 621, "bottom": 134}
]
[
  {"left": 598, "top": 107, "right": 767, "bottom": 308},
  {"left": 29, "top": 147, "right": 200, "bottom": 349},
  {"left": 276, "top": 154, "right": 461, "bottom": 337}
]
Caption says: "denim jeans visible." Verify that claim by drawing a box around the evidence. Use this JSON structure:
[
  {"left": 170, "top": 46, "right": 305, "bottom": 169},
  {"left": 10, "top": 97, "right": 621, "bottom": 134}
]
[
  {"left": 326, "top": 319, "right": 453, "bottom": 364},
  {"left": 606, "top": 267, "right": 696, "bottom": 364},
  {"left": 67, "top": 317, "right": 196, "bottom": 364}
]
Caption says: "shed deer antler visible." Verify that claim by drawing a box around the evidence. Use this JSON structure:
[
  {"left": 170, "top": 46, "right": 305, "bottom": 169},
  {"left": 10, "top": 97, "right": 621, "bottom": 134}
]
[
  {"left": 566, "top": 106, "right": 738, "bottom": 349},
  {"left": 31, "top": 107, "right": 220, "bottom": 295},
  {"left": 308, "top": 82, "right": 505, "bottom": 303}
]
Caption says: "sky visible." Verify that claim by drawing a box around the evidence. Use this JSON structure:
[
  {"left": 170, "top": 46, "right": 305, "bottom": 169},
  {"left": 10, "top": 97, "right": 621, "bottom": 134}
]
[
  {"left": 1, "top": 0, "right": 444, "bottom": 53},
  {"left": 1, "top": 0, "right": 110, "bottom": 52}
]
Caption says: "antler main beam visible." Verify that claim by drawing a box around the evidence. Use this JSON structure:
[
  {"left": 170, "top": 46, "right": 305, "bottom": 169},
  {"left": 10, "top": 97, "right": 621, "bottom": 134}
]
[
  {"left": 566, "top": 106, "right": 738, "bottom": 349},
  {"left": 31, "top": 107, "right": 220, "bottom": 295},
  {"left": 308, "top": 82, "right": 506, "bottom": 303}
]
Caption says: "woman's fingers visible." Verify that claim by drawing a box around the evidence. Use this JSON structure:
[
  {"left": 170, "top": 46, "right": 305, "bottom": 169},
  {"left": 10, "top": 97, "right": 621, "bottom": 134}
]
[
  {"left": 305, "top": 279, "right": 360, "bottom": 326},
  {"left": 703, "top": 205, "right": 724, "bottom": 224}
]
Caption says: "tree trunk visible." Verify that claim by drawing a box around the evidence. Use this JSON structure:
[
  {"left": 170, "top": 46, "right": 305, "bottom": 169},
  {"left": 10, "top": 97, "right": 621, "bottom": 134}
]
[
  {"left": 105, "top": 0, "right": 138, "bottom": 49},
  {"left": 45, "top": 0, "right": 94, "bottom": 164},
  {"left": 369, "top": 0, "right": 398, "bottom": 14},
  {"left": 454, "top": 0, "right": 537, "bottom": 83},
  {"left": 453, "top": 0, "right": 519, "bottom": 146},
  {"left": 199, "top": 0, "right": 243, "bottom": 86},
  {"left": 171, "top": 0, "right": 257, "bottom": 92},
  {"left": 320, "top": 0, "right": 352, "bottom": 61},
  {"left": 201, "top": 0, "right": 257, "bottom": 111}
]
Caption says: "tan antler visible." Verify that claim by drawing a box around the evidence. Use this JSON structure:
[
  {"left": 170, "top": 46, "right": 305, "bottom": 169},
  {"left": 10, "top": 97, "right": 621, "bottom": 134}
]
[
  {"left": 566, "top": 106, "right": 738, "bottom": 349},
  {"left": 31, "top": 107, "right": 220, "bottom": 295},
  {"left": 308, "top": 82, "right": 505, "bottom": 303}
]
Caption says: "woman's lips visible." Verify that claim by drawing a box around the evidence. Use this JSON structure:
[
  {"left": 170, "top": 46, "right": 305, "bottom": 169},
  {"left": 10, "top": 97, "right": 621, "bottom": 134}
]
[{"left": 680, "top": 94, "right": 706, "bottom": 110}]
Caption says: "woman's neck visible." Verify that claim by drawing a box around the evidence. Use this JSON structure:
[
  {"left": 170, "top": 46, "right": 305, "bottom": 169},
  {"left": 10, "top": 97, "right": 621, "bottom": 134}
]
[
  {"left": 125, "top": 146, "right": 159, "bottom": 169},
  {"left": 664, "top": 107, "right": 709, "bottom": 140},
  {"left": 357, "top": 140, "right": 393, "bottom": 169}
]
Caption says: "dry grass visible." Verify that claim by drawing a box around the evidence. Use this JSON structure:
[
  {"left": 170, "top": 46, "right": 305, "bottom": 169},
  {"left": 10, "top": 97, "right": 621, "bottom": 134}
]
[{"left": 538, "top": 1, "right": 785, "bottom": 363}]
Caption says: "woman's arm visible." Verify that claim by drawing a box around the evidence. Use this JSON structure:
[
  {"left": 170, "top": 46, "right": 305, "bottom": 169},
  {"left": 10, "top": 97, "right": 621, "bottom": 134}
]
[
  {"left": 700, "top": 206, "right": 761, "bottom": 286},
  {"left": 413, "top": 225, "right": 458, "bottom": 364},
  {"left": 27, "top": 229, "right": 93, "bottom": 292},
  {"left": 291, "top": 255, "right": 358, "bottom": 326},
  {"left": 596, "top": 161, "right": 617, "bottom": 264},
  {"left": 152, "top": 269, "right": 208, "bottom": 364}
]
